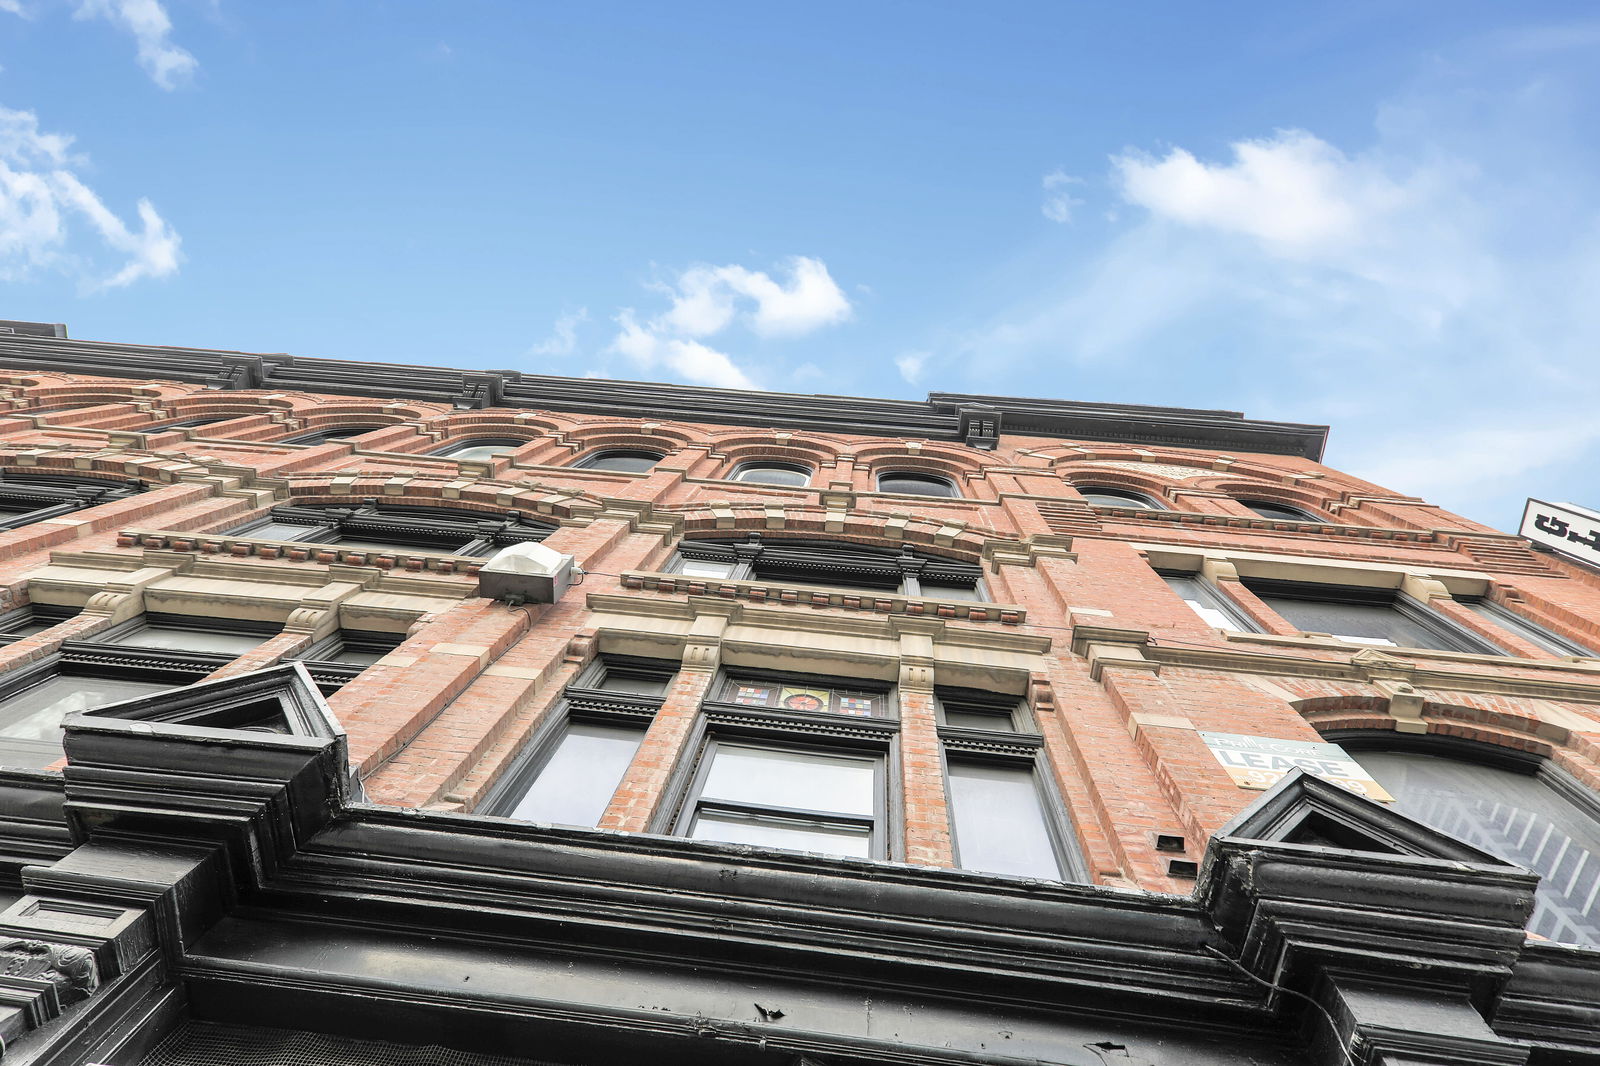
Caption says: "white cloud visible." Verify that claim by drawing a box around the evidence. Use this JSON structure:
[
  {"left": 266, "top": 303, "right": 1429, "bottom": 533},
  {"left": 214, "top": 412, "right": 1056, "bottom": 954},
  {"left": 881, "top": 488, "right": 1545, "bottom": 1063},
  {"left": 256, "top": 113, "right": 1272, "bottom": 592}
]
[
  {"left": 0, "top": 105, "right": 182, "bottom": 289},
  {"left": 527, "top": 308, "right": 588, "bottom": 357},
  {"left": 598, "top": 255, "right": 854, "bottom": 391},
  {"left": 1041, "top": 169, "right": 1083, "bottom": 223},
  {"left": 75, "top": 0, "right": 197, "bottom": 90},
  {"left": 895, "top": 351, "right": 928, "bottom": 384},
  {"left": 0, "top": 1, "right": 30, "bottom": 17},
  {"left": 610, "top": 309, "right": 757, "bottom": 390},
  {"left": 654, "top": 256, "right": 852, "bottom": 339}
]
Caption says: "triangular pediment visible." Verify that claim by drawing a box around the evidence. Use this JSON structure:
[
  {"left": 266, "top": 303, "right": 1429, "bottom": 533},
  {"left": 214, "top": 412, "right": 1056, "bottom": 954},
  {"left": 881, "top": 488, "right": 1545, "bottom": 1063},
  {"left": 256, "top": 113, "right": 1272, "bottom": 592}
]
[
  {"left": 1215, "top": 768, "right": 1517, "bottom": 866},
  {"left": 78, "top": 661, "right": 344, "bottom": 741}
]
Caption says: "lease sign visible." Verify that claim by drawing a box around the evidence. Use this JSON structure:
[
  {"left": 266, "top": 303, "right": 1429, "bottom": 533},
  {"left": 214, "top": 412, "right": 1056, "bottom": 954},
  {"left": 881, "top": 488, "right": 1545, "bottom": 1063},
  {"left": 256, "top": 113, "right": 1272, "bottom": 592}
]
[{"left": 1198, "top": 731, "right": 1393, "bottom": 802}]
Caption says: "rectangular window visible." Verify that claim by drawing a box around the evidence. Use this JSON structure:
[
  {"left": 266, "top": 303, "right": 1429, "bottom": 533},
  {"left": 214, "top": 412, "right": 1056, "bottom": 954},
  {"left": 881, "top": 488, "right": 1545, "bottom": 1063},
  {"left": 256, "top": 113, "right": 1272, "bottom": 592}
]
[
  {"left": 505, "top": 721, "right": 645, "bottom": 825},
  {"left": 946, "top": 760, "right": 1065, "bottom": 879},
  {"left": 0, "top": 604, "right": 78, "bottom": 643},
  {"left": 100, "top": 614, "right": 279, "bottom": 655},
  {"left": 1459, "top": 598, "right": 1596, "bottom": 657},
  {"left": 294, "top": 630, "right": 406, "bottom": 667},
  {"left": 937, "top": 687, "right": 1027, "bottom": 732},
  {"left": 0, "top": 674, "right": 175, "bottom": 767},
  {"left": 1243, "top": 579, "right": 1499, "bottom": 654},
  {"left": 1160, "top": 572, "right": 1256, "bottom": 632},
  {"left": 715, "top": 676, "right": 886, "bottom": 717},
  {"left": 682, "top": 741, "right": 882, "bottom": 859},
  {"left": 483, "top": 656, "right": 675, "bottom": 826}
]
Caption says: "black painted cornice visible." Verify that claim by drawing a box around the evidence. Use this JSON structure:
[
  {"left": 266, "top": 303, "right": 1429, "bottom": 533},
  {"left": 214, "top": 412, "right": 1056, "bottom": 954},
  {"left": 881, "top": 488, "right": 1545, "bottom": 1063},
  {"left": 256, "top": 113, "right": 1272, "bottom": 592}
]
[{"left": 0, "top": 328, "right": 1329, "bottom": 458}]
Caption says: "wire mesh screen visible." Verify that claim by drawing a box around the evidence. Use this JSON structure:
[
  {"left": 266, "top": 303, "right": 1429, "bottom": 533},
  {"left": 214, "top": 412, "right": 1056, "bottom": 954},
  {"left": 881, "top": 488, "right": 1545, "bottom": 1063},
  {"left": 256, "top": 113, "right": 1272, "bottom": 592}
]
[{"left": 136, "top": 1020, "right": 578, "bottom": 1066}]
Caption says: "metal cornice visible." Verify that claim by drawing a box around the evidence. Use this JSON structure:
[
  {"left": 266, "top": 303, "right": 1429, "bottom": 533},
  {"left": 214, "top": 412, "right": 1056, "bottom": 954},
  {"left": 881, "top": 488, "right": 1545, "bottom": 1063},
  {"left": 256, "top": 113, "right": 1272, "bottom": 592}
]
[{"left": 0, "top": 333, "right": 1330, "bottom": 458}]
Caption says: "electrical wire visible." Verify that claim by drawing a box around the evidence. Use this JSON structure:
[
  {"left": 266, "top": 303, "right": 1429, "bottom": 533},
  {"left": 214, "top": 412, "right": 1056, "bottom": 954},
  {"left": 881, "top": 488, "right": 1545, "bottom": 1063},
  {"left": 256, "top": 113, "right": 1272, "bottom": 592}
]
[{"left": 1201, "top": 945, "right": 1356, "bottom": 1066}]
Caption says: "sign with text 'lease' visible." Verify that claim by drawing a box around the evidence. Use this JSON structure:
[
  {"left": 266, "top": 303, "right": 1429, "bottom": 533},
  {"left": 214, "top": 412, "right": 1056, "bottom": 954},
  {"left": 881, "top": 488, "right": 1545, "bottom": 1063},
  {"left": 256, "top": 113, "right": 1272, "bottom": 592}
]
[{"left": 1198, "top": 731, "right": 1393, "bottom": 801}]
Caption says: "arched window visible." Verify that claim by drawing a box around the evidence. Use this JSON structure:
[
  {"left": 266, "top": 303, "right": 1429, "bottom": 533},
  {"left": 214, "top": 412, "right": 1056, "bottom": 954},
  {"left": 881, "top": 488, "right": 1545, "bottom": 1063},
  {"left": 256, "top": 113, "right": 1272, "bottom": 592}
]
[
  {"left": 231, "top": 501, "right": 555, "bottom": 558},
  {"left": 1075, "top": 486, "right": 1163, "bottom": 510},
  {"left": 730, "top": 461, "right": 811, "bottom": 487},
  {"left": 0, "top": 472, "right": 142, "bottom": 532},
  {"left": 431, "top": 438, "right": 522, "bottom": 462},
  {"left": 671, "top": 534, "right": 985, "bottom": 600},
  {"left": 282, "top": 425, "right": 386, "bottom": 446},
  {"left": 1240, "top": 499, "right": 1322, "bottom": 522},
  {"left": 574, "top": 449, "right": 664, "bottom": 473},
  {"left": 876, "top": 471, "right": 959, "bottom": 498},
  {"left": 1355, "top": 746, "right": 1600, "bottom": 947}
]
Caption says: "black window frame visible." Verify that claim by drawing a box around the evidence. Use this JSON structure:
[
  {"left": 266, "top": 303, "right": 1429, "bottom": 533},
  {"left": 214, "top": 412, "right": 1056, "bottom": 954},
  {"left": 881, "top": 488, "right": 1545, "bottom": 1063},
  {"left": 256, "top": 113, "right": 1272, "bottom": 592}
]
[
  {"left": 428, "top": 437, "right": 525, "bottom": 461},
  {"left": 654, "top": 667, "right": 901, "bottom": 861},
  {"left": 729, "top": 460, "right": 813, "bottom": 487},
  {"left": 0, "top": 604, "right": 80, "bottom": 645},
  {"left": 230, "top": 500, "right": 556, "bottom": 558},
  {"left": 0, "top": 644, "right": 233, "bottom": 768},
  {"left": 478, "top": 655, "right": 676, "bottom": 821},
  {"left": 668, "top": 533, "right": 987, "bottom": 600},
  {"left": 1157, "top": 570, "right": 1260, "bottom": 633},
  {"left": 572, "top": 449, "right": 666, "bottom": 473},
  {"left": 1243, "top": 578, "right": 1503, "bottom": 654},
  {"left": 875, "top": 471, "right": 960, "bottom": 498},
  {"left": 93, "top": 612, "right": 283, "bottom": 654},
  {"left": 289, "top": 629, "right": 408, "bottom": 692},
  {"left": 1075, "top": 485, "right": 1164, "bottom": 510},
  {"left": 936, "top": 686, "right": 1085, "bottom": 882},
  {"left": 0, "top": 472, "right": 143, "bottom": 533}
]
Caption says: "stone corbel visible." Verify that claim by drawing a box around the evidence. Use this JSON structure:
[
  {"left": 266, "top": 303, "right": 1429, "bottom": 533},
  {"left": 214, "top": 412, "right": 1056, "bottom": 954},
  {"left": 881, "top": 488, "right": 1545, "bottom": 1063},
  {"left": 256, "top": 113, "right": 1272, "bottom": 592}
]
[
  {"left": 1070, "top": 624, "right": 1160, "bottom": 681},
  {"left": 1199, "top": 558, "right": 1240, "bottom": 584},
  {"left": 681, "top": 597, "right": 741, "bottom": 673},
  {"left": 1373, "top": 677, "right": 1428, "bottom": 734},
  {"left": 890, "top": 617, "right": 945, "bottom": 693},
  {"left": 65, "top": 565, "right": 174, "bottom": 625},
  {"left": 1400, "top": 572, "right": 1453, "bottom": 602},
  {"left": 982, "top": 533, "right": 1077, "bottom": 570},
  {"left": 820, "top": 491, "right": 854, "bottom": 533}
]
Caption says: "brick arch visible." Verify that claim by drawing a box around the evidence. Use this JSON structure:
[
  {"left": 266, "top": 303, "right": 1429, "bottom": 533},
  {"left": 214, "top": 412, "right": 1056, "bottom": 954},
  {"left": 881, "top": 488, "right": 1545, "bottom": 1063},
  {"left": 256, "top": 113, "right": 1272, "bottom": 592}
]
[
  {"left": 13, "top": 378, "right": 201, "bottom": 410},
  {"left": 1296, "top": 692, "right": 1568, "bottom": 760},
  {"left": 1192, "top": 477, "right": 1338, "bottom": 518},
  {"left": 1055, "top": 467, "right": 1177, "bottom": 506},
  {"left": 279, "top": 472, "right": 601, "bottom": 523},
  {"left": 0, "top": 449, "right": 189, "bottom": 488},
  {"left": 159, "top": 391, "right": 300, "bottom": 419},
  {"left": 852, "top": 441, "right": 999, "bottom": 476},
  {"left": 419, "top": 412, "right": 563, "bottom": 445},
  {"left": 705, "top": 432, "right": 853, "bottom": 473},
  {"left": 673, "top": 507, "right": 990, "bottom": 564}
]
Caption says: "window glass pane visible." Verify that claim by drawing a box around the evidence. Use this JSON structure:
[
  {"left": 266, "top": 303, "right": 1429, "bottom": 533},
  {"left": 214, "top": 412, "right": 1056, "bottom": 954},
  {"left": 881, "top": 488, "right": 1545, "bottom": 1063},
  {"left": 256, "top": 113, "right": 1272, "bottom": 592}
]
[
  {"left": 328, "top": 646, "right": 387, "bottom": 666},
  {"left": 582, "top": 452, "right": 660, "bottom": 473},
  {"left": 922, "top": 582, "right": 981, "bottom": 601},
  {"left": 735, "top": 465, "right": 809, "bottom": 486},
  {"left": 948, "top": 761, "right": 1063, "bottom": 879},
  {"left": 0, "top": 676, "right": 172, "bottom": 742},
  {"left": 1080, "top": 490, "right": 1154, "bottom": 509},
  {"left": 701, "top": 745, "right": 875, "bottom": 816},
  {"left": 508, "top": 722, "right": 644, "bottom": 826},
  {"left": 1243, "top": 500, "right": 1315, "bottom": 521},
  {"left": 110, "top": 627, "right": 269, "bottom": 654},
  {"left": 596, "top": 673, "right": 669, "bottom": 696},
  {"left": 679, "top": 559, "right": 736, "bottom": 578},
  {"left": 445, "top": 445, "right": 515, "bottom": 462},
  {"left": 240, "top": 520, "right": 327, "bottom": 541},
  {"left": 878, "top": 474, "right": 956, "bottom": 497},
  {"left": 689, "top": 810, "right": 871, "bottom": 857},
  {"left": 6, "top": 621, "right": 57, "bottom": 637},
  {"left": 1163, "top": 574, "right": 1245, "bottom": 632},
  {"left": 943, "top": 709, "right": 1014, "bottom": 731},
  {"left": 1464, "top": 601, "right": 1594, "bottom": 657},
  {"left": 1259, "top": 596, "right": 1441, "bottom": 649},
  {"left": 1360, "top": 752, "right": 1600, "bottom": 948}
]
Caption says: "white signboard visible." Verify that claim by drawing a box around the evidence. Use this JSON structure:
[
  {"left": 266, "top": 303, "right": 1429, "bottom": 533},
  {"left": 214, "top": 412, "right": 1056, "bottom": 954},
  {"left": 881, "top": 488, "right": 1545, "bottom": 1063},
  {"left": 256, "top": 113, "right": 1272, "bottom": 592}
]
[
  {"left": 1198, "top": 731, "right": 1393, "bottom": 801},
  {"left": 1520, "top": 499, "right": 1600, "bottom": 570}
]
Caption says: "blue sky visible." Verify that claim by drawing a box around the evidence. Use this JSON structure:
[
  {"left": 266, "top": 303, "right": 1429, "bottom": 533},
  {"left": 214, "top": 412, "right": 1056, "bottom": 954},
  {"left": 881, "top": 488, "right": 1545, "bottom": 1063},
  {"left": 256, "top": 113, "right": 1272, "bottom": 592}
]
[{"left": 4, "top": 2, "right": 1600, "bottom": 531}]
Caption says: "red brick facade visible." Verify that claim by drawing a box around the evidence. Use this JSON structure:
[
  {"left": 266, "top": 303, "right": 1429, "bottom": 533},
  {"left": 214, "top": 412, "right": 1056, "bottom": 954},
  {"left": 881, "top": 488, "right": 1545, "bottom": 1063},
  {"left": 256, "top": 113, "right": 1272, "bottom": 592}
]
[{"left": 3, "top": 365, "right": 1598, "bottom": 900}]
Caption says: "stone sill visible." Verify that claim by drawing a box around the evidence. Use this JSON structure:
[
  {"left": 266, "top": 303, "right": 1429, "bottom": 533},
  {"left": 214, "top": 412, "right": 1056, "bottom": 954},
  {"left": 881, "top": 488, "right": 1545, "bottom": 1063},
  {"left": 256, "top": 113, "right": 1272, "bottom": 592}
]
[
  {"left": 118, "top": 528, "right": 484, "bottom": 575},
  {"left": 619, "top": 569, "right": 1024, "bottom": 625}
]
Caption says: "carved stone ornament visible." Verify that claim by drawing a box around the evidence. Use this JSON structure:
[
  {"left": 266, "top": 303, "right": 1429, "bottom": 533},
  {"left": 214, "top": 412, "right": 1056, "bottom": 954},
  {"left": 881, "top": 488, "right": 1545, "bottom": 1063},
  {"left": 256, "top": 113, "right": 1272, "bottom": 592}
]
[
  {"left": 1076, "top": 460, "right": 1213, "bottom": 480},
  {"left": 0, "top": 938, "right": 99, "bottom": 1004}
]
